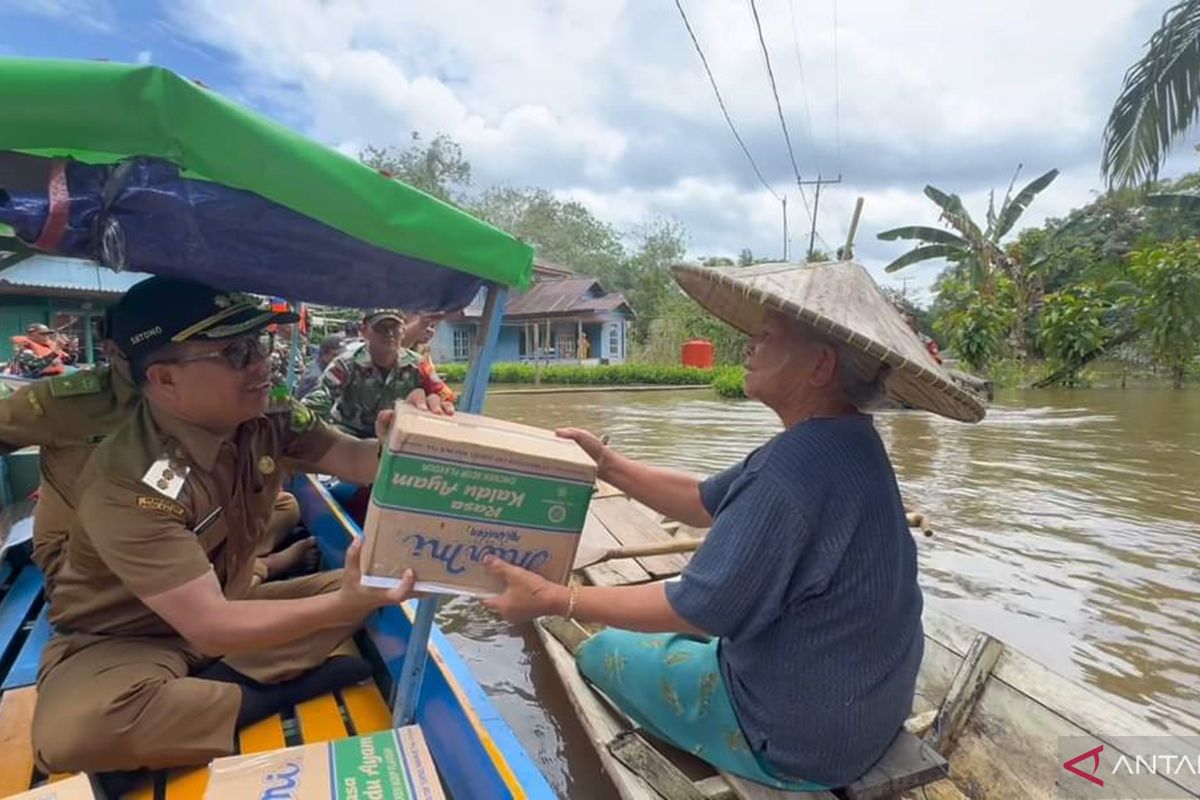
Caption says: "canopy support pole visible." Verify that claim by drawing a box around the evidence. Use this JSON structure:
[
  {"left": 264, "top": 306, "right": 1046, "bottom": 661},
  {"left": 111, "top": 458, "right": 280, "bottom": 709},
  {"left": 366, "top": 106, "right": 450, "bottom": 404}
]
[
  {"left": 393, "top": 283, "right": 507, "bottom": 726},
  {"left": 285, "top": 301, "right": 301, "bottom": 390}
]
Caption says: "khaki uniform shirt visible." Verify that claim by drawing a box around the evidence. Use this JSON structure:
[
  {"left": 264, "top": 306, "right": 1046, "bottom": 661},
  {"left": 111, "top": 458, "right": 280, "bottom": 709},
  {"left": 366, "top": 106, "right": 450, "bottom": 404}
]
[
  {"left": 51, "top": 398, "right": 340, "bottom": 637},
  {"left": 0, "top": 365, "right": 139, "bottom": 587}
]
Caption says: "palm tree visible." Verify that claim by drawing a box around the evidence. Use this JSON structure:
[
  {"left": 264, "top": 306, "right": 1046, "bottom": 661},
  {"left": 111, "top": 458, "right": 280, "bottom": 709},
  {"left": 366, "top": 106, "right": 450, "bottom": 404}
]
[
  {"left": 1102, "top": 0, "right": 1200, "bottom": 189},
  {"left": 876, "top": 166, "right": 1059, "bottom": 295}
]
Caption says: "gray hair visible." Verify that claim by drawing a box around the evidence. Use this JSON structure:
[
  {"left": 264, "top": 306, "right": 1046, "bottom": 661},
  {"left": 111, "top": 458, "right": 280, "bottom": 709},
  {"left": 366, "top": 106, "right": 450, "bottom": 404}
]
[{"left": 834, "top": 343, "right": 891, "bottom": 410}]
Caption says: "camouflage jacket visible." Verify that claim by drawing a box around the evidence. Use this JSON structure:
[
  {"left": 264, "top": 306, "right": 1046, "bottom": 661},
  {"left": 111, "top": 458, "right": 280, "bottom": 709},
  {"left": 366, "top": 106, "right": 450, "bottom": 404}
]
[
  {"left": 269, "top": 338, "right": 308, "bottom": 386},
  {"left": 302, "top": 345, "right": 427, "bottom": 438}
]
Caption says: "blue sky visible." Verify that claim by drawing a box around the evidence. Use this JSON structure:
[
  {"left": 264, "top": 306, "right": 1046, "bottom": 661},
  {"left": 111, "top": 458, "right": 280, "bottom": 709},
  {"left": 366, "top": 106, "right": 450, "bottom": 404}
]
[{"left": 1, "top": 0, "right": 1187, "bottom": 303}]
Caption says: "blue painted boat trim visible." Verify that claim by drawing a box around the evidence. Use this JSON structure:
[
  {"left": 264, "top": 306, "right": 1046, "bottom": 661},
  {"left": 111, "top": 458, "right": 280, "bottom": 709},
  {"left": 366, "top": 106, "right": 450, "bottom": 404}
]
[
  {"left": 0, "top": 565, "right": 43, "bottom": 667},
  {"left": 293, "top": 475, "right": 555, "bottom": 800},
  {"left": 3, "top": 603, "right": 50, "bottom": 689}
]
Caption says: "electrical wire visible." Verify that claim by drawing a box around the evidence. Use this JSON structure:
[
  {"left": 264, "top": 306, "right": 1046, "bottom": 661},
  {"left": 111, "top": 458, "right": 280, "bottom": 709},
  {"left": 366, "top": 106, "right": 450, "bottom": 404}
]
[
  {"left": 787, "top": 0, "right": 817, "bottom": 160},
  {"left": 833, "top": 0, "right": 843, "bottom": 172},
  {"left": 673, "top": 0, "right": 781, "bottom": 202},
  {"left": 747, "top": 0, "right": 813, "bottom": 225}
]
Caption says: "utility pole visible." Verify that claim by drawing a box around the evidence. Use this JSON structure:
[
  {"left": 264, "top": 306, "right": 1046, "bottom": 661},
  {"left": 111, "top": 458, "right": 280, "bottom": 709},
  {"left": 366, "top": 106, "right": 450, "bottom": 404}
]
[
  {"left": 842, "top": 196, "right": 864, "bottom": 260},
  {"left": 781, "top": 196, "right": 788, "bottom": 261},
  {"left": 798, "top": 173, "right": 842, "bottom": 260},
  {"left": 899, "top": 275, "right": 914, "bottom": 299}
]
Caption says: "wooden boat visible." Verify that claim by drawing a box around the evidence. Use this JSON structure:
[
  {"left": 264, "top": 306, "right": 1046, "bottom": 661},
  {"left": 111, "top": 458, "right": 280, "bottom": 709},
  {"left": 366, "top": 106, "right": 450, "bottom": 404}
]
[
  {"left": 0, "top": 462, "right": 557, "bottom": 799},
  {"left": 538, "top": 483, "right": 1200, "bottom": 800}
]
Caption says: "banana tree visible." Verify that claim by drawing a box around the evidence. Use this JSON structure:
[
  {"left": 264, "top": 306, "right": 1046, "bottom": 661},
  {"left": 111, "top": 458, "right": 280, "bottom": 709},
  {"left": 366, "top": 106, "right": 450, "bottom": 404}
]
[{"left": 877, "top": 166, "right": 1058, "bottom": 359}]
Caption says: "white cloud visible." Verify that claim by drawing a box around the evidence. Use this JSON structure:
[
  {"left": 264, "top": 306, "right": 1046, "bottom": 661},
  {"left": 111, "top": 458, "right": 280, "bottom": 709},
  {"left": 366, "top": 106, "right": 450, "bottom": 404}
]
[
  {"left": 11, "top": 0, "right": 116, "bottom": 32},
  {"left": 166, "top": 0, "right": 1178, "bottom": 300},
  {"left": 136, "top": 49, "right": 152, "bottom": 65}
]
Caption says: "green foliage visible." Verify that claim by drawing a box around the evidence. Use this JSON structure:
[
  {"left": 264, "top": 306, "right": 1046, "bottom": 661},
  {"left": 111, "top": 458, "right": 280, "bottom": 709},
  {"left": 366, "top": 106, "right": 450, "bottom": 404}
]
[
  {"left": 438, "top": 362, "right": 714, "bottom": 386},
  {"left": 1103, "top": 0, "right": 1200, "bottom": 187},
  {"left": 937, "top": 290, "right": 1014, "bottom": 371},
  {"left": 1129, "top": 240, "right": 1200, "bottom": 387},
  {"left": 360, "top": 133, "right": 472, "bottom": 205},
  {"left": 636, "top": 290, "right": 748, "bottom": 366},
  {"left": 1037, "top": 285, "right": 1112, "bottom": 383},
  {"left": 711, "top": 366, "right": 747, "bottom": 398}
]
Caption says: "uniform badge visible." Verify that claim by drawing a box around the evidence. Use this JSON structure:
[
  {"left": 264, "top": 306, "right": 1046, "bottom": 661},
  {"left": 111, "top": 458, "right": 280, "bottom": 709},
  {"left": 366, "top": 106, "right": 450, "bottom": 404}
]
[
  {"left": 141, "top": 456, "right": 190, "bottom": 500},
  {"left": 137, "top": 495, "right": 186, "bottom": 520},
  {"left": 258, "top": 455, "right": 276, "bottom": 475},
  {"left": 47, "top": 372, "right": 101, "bottom": 398},
  {"left": 26, "top": 392, "right": 44, "bottom": 417}
]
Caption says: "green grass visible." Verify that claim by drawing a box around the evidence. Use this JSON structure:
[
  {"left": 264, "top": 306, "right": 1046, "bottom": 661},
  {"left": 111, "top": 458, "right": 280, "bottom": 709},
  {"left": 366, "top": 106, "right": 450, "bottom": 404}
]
[{"left": 437, "top": 362, "right": 715, "bottom": 386}]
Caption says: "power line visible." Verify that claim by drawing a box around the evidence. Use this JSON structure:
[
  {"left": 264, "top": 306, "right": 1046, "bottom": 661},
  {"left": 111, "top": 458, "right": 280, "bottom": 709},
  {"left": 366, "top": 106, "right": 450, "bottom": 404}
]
[
  {"left": 787, "top": 0, "right": 816, "bottom": 160},
  {"left": 673, "top": 0, "right": 780, "bottom": 202},
  {"left": 747, "top": 0, "right": 813, "bottom": 227},
  {"left": 833, "top": 0, "right": 843, "bottom": 172}
]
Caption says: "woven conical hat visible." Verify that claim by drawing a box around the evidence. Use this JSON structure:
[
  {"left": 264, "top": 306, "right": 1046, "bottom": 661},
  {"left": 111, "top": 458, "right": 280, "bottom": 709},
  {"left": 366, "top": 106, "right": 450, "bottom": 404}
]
[{"left": 671, "top": 260, "right": 986, "bottom": 423}]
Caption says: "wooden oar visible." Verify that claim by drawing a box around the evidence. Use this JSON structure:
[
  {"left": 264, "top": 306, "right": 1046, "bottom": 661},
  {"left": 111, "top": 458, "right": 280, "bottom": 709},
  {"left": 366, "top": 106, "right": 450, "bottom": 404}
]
[{"left": 573, "top": 538, "right": 701, "bottom": 570}]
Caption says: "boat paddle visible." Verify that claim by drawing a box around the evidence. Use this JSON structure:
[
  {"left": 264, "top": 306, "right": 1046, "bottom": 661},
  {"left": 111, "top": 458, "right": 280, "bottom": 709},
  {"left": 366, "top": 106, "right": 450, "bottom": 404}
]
[{"left": 572, "top": 538, "right": 701, "bottom": 570}]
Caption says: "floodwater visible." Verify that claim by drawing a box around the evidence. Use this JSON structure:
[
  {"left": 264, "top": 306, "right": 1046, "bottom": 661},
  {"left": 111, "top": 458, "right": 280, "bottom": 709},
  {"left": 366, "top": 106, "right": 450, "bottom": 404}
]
[{"left": 435, "top": 387, "right": 1200, "bottom": 799}]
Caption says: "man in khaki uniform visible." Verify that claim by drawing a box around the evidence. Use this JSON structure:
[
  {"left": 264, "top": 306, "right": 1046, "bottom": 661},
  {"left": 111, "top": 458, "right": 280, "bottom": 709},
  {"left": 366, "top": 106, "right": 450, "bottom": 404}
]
[
  {"left": 32, "top": 277, "right": 417, "bottom": 778},
  {"left": 0, "top": 330, "right": 302, "bottom": 593}
]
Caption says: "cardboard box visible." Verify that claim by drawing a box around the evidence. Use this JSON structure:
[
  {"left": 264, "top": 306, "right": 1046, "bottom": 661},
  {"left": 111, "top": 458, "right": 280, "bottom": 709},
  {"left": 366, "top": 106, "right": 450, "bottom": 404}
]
[
  {"left": 361, "top": 405, "right": 597, "bottom": 596},
  {"left": 3, "top": 774, "right": 97, "bottom": 800},
  {"left": 204, "top": 726, "right": 444, "bottom": 800}
]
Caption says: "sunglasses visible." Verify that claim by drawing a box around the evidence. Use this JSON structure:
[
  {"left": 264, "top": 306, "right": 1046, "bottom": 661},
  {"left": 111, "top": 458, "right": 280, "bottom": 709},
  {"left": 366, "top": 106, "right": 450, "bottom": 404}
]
[{"left": 157, "top": 335, "right": 271, "bottom": 371}]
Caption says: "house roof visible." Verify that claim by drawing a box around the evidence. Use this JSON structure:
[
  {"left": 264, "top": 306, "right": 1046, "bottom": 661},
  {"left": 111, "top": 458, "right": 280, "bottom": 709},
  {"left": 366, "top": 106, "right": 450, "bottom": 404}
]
[
  {"left": 0, "top": 254, "right": 151, "bottom": 296},
  {"left": 464, "top": 276, "right": 633, "bottom": 319}
]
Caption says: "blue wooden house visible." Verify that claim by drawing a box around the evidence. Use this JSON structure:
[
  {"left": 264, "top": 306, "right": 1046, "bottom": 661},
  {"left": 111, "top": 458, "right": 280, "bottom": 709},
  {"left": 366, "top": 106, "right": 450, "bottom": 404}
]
[
  {"left": 432, "top": 262, "right": 634, "bottom": 364},
  {"left": 0, "top": 254, "right": 150, "bottom": 364}
]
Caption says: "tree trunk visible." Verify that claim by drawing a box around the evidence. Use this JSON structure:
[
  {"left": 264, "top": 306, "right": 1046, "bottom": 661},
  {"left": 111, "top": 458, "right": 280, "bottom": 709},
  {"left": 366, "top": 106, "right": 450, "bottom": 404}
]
[
  {"left": 1174, "top": 364, "right": 1185, "bottom": 389},
  {"left": 1032, "top": 327, "right": 1142, "bottom": 388}
]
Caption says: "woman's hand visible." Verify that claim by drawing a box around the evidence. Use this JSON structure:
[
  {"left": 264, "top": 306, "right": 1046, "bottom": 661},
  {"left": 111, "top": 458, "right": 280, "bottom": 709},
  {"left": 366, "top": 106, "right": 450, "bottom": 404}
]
[
  {"left": 556, "top": 427, "right": 611, "bottom": 476},
  {"left": 482, "top": 556, "right": 570, "bottom": 624}
]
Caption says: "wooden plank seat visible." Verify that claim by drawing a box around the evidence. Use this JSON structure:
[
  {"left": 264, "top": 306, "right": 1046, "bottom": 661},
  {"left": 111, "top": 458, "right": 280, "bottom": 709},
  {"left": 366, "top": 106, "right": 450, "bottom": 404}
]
[{"left": 0, "top": 556, "right": 397, "bottom": 800}]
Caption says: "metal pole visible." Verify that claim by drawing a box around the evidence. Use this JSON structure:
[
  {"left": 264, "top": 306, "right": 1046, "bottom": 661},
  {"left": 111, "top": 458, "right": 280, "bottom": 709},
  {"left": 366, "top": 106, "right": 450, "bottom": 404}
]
[
  {"left": 782, "top": 196, "right": 788, "bottom": 261},
  {"left": 392, "top": 284, "right": 508, "bottom": 727},
  {"left": 808, "top": 175, "right": 822, "bottom": 260},
  {"left": 843, "top": 197, "right": 864, "bottom": 260},
  {"left": 285, "top": 301, "right": 301, "bottom": 390}
]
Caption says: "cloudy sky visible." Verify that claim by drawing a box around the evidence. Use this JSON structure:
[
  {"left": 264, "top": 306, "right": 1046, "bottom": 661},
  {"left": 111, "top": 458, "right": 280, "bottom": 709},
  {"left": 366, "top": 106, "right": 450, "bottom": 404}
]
[{"left": 2, "top": 0, "right": 1192, "bottom": 303}]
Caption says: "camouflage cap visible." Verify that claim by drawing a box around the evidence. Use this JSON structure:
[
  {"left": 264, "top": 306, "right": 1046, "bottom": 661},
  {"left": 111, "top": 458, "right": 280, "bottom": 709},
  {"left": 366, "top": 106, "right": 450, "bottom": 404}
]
[{"left": 362, "top": 309, "right": 405, "bottom": 327}]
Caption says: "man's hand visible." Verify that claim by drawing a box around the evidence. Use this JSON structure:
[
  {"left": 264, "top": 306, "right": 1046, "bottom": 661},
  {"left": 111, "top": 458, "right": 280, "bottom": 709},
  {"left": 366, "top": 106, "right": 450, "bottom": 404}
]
[
  {"left": 556, "top": 428, "right": 610, "bottom": 475},
  {"left": 374, "top": 408, "right": 395, "bottom": 442},
  {"left": 337, "top": 537, "right": 415, "bottom": 616},
  {"left": 482, "top": 556, "right": 569, "bottom": 624},
  {"left": 425, "top": 393, "right": 454, "bottom": 416}
]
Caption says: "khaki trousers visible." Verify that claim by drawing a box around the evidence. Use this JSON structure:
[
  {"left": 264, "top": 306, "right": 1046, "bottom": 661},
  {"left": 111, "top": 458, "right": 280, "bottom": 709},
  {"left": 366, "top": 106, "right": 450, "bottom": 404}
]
[{"left": 32, "top": 570, "right": 356, "bottom": 774}]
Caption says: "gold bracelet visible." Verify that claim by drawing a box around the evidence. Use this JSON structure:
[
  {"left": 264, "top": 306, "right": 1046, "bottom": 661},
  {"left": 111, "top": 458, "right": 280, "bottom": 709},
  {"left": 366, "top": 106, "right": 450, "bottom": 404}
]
[{"left": 565, "top": 583, "right": 580, "bottom": 620}]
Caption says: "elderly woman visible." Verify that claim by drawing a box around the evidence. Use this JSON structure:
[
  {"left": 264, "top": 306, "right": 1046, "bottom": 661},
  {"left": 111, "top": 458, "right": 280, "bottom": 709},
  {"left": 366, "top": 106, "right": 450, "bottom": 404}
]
[{"left": 483, "top": 261, "right": 985, "bottom": 790}]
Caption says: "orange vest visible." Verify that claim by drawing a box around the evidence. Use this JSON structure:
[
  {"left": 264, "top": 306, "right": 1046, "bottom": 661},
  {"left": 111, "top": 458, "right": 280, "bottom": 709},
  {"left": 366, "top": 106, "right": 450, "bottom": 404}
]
[{"left": 10, "top": 335, "right": 65, "bottom": 376}]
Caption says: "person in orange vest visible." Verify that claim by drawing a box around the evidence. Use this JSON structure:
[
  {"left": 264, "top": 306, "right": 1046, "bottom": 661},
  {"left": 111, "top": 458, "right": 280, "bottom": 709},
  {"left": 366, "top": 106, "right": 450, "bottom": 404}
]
[
  {"left": 10, "top": 323, "right": 66, "bottom": 377},
  {"left": 402, "top": 312, "right": 456, "bottom": 412}
]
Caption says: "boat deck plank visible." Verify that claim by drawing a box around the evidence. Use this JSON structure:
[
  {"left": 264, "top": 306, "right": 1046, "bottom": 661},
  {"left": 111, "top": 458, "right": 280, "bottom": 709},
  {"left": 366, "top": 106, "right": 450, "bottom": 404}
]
[
  {"left": 296, "top": 691, "right": 350, "bottom": 743},
  {"left": 589, "top": 496, "right": 689, "bottom": 577},
  {"left": 341, "top": 683, "right": 393, "bottom": 735},
  {"left": 0, "top": 685, "right": 37, "bottom": 797}
]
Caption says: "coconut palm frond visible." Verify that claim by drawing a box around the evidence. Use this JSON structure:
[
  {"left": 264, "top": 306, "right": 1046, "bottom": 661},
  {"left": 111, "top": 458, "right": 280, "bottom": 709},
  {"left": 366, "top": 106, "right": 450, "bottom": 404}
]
[{"left": 1102, "top": 0, "right": 1200, "bottom": 188}]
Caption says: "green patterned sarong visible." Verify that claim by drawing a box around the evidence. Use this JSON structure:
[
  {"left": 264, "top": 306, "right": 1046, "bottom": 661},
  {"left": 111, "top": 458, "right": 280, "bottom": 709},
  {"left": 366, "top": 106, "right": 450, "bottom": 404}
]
[{"left": 576, "top": 629, "right": 828, "bottom": 791}]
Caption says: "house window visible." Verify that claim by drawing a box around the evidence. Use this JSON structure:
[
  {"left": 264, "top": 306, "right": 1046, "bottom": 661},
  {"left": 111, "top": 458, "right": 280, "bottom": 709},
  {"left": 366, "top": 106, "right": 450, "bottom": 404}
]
[
  {"left": 453, "top": 327, "right": 472, "bottom": 361},
  {"left": 609, "top": 324, "right": 621, "bottom": 359},
  {"left": 558, "top": 330, "right": 576, "bottom": 359}
]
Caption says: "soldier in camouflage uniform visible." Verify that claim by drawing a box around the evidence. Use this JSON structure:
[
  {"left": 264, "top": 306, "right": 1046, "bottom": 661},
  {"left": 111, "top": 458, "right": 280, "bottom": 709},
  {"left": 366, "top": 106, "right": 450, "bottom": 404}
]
[
  {"left": 9, "top": 323, "right": 67, "bottom": 378},
  {"left": 303, "top": 309, "right": 449, "bottom": 438}
]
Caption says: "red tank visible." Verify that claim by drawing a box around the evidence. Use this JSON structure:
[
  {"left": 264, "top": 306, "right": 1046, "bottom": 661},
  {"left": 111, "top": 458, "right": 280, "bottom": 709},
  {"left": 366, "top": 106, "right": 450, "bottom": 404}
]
[{"left": 681, "top": 339, "right": 715, "bottom": 369}]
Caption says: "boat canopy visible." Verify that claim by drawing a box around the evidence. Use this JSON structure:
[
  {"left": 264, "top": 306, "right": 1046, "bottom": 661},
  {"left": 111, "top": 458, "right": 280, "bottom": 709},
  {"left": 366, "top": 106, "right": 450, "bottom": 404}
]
[{"left": 0, "top": 58, "right": 534, "bottom": 310}]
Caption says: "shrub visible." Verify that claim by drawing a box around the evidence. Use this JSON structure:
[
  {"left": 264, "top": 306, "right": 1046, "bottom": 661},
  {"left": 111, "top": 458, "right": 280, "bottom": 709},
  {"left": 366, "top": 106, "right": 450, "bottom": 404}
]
[
  {"left": 711, "top": 366, "right": 746, "bottom": 398},
  {"left": 436, "top": 362, "right": 714, "bottom": 386}
]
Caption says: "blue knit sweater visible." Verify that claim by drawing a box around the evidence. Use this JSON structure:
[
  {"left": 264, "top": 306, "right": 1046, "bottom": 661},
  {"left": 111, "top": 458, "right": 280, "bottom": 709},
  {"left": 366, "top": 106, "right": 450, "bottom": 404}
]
[{"left": 665, "top": 414, "right": 923, "bottom": 786}]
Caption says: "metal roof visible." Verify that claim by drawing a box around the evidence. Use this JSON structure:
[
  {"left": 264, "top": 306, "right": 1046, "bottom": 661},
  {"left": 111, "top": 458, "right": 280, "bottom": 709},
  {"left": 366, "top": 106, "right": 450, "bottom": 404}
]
[
  {"left": 463, "top": 277, "right": 633, "bottom": 319},
  {"left": 0, "top": 254, "right": 151, "bottom": 296}
]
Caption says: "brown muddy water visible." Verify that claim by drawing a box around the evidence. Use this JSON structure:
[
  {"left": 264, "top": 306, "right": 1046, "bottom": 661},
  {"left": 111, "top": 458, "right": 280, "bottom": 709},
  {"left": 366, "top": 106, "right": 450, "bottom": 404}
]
[{"left": 434, "top": 387, "right": 1200, "bottom": 799}]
